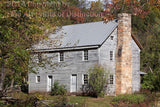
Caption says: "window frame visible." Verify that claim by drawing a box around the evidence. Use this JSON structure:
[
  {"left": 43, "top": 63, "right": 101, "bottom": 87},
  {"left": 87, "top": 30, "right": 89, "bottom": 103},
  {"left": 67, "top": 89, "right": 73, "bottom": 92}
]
[
  {"left": 110, "top": 51, "right": 113, "bottom": 61},
  {"left": 111, "top": 36, "right": 114, "bottom": 40},
  {"left": 83, "top": 50, "right": 88, "bottom": 61},
  {"left": 36, "top": 76, "right": 40, "bottom": 83},
  {"left": 82, "top": 74, "right": 89, "bottom": 85},
  {"left": 38, "top": 53, "right": 42, "bottom": 63},
  {"left": 59, "top": 52, "right": 64, "bottom": 62},
  {"left": 110, "top": 75, "right": 113, "bottom": 84}
]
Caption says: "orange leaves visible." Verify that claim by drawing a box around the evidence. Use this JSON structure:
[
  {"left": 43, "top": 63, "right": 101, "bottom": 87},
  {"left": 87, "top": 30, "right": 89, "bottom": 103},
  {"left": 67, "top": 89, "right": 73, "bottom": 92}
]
[
  {"left": 104, "top": 0, "right": 151, "bottom": 21},
  {"left": 64, "top": 6, "right": 85, "bottom": 24}
]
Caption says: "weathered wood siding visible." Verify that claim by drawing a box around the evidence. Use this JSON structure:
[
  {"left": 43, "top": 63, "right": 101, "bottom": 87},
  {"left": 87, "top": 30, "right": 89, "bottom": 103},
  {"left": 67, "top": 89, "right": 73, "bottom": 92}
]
[
  {"left": 99, "top": 28, "right": 117, "bottom": 95},
  {"left": 131, "top": 39, "right": 141, "bottom": 92},
  {"left": 29, "top": 49, "right": 99, "bottom": 93},
  {"left": 29, "top": 27, "right": 141, "bottom": 94}
]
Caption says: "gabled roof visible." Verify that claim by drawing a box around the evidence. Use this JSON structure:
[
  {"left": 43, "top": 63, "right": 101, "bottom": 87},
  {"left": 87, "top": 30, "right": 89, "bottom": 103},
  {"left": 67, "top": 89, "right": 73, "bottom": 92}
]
[
  {"left": 33, "top": 20, "right": 142, "bottom": 52},
  {"left": 55, "top": 20, "right": 118, "bottom": 48},
  {"left": 33, "top": 20, "right": 118, "bottom": 50}
]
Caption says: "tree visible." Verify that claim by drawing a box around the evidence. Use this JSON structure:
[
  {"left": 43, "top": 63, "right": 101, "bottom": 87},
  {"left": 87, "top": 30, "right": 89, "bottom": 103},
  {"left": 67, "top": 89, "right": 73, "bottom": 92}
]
[
  {"left": 104, "top": 0, "right": 150, "bottom": 21},
  {"left": 0, "top": 0, "right": 69, "bottom": 92},
  {"left": 141, "top": 72, "right": 160, "bottom": 92},
  {"left": 90, "top": 0, "right": 103, "bottom": 11},
  {"left": 88, "top": 65, "right": 109, "bottom": 97},
  {"left": 103, "top": 0, "right": 160, "bottom": 93},
  {"left": 64, "top": 6, "right": 85, "bottom": 24}
]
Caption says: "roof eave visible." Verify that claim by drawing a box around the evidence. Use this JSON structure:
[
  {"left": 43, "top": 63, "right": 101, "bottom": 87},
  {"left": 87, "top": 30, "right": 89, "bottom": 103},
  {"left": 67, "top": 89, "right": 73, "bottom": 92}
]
[
  {"left": 131, "top": 34, "right": 143, "bottom": 50},
  {"left": 33, "top": 45, "right": 100, "bottom": 53}
]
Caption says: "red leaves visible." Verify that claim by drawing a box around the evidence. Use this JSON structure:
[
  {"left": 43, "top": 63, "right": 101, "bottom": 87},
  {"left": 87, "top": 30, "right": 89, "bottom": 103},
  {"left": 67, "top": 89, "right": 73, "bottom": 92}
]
[
  {"left": 104, "top": 0, "right": 150, "bottom": 21},
  {"left": 64, "top": 6, "right": 85, "bottom": 24}
]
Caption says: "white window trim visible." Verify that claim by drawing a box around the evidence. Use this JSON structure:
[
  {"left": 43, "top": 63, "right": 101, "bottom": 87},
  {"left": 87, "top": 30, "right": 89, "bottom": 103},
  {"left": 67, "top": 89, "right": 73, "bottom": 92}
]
[
  {"left": 47, "top": 75, "right": 54, "bottom": 92},
  {"left": 58, "top": 52, "right": 64, "bottom": 62},
  {"left": 82, "top": 50, "right": 88, "bottom": 61},
  {"left": 82, "top": 74, "right": 84, "bottom": 84},
  {"left": 36, "top": 76, "right": 40, "bottom": 83},
  {"left": 35, "top": 55, "right": 39, "bottom": 63},
  {"left": 109, "top": 74, "right": 114, "bottom": 84},
  {"left": 70, "top": 75, "right": 72, "bottom": 92},
  {"left": 82, "top": 74, "right": 89, "bottom": 85},
  {"left": 82, "top": 51, "right": 84, "bottom": 61},
  {"left": 35, "top": 54, "right": 41, "bottom": 63},
  {"left": 110, "top": 51, "right": 114, "bottom": 61}
]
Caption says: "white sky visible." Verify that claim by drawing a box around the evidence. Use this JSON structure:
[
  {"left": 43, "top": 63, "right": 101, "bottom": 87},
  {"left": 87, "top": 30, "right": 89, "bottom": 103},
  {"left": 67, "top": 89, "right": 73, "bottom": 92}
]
[{"left": 87, "top": 0, "right": 103, "bottom": 1}]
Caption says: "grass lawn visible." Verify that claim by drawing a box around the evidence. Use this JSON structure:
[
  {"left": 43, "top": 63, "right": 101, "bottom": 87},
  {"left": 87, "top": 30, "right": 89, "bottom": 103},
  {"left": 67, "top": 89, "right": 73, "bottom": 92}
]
[
  {"left": 67, "top": 96, "right": 113, "bottom": 107},
  {"left": 7, "top": 92, "right": 160, "bottom": 107},
  {"left": 11, "top": 92, "right": 113, "bottom": 107}
]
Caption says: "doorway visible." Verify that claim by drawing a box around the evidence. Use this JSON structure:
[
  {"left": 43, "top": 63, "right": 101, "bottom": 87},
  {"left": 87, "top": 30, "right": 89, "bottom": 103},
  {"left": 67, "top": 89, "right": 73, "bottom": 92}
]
[
  {"left": 47, "top": 75, "right": 53, "bottom": 92},
  {"left": 71, "top": 74, "right": 77, "bottom": 92}
]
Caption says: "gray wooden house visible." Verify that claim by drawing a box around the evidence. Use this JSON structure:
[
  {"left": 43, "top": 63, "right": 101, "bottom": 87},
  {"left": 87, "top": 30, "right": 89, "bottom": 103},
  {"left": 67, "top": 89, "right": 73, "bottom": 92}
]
[{"left": 29, "top": 13, "right": 142, "bottom": 95}]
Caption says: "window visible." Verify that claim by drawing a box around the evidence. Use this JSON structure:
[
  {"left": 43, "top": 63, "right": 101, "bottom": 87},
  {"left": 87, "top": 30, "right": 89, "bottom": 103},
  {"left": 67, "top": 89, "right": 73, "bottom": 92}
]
[
  {"left": 111, "top": 36, "right": 114, "bottom": 40},
  {"left": 110, "top": 51, "right": 113, "bottom": 60},
  {"left": 36, "top": 76, "right": 40, "bottom": 83},
  {"left": 38, "top": 53, "right": 42, "bottom": 63},
  {"left": 110, "top": 75, "right": 113, "bottom": 84},
  {"left": 83, "top": 74, "right": 88, "bottom": 85},
  {"left": 59, "top": 52, "right": 64, "bottom": 61},
  {"left": 83, "top": 50, "right": 88, "bottom": 61}
]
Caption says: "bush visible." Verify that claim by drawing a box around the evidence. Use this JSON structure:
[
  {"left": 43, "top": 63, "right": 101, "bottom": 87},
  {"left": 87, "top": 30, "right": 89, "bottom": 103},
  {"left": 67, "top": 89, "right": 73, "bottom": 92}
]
[
  {"left": 0, "top": 100, "right": 5, "bottom": 107},
  {"left": 50, "top": 81, "right": 67, "bottom": 96},
  {"left": 111, "top": 94, "right": 145, "bottom": 105},
  {"left": 7, "top": 95, "right": 39, "bottom": 107},
  {"left": 88, "top": 65, "right": 109, "bottom": 97},
  {"left": 141, "top": 72, "right": 160, "bottom": 92},
  {"left": 49, "top": 95, "right": 68, "bottom": 107},
  {"left": 21, "top": 83, "right": 28, "bottom": 93}
]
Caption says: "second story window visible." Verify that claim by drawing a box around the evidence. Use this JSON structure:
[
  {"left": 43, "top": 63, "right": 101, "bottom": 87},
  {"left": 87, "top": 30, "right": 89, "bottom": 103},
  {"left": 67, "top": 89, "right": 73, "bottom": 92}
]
[
  {"left": 59, "top": 52, "right": 64, "bottom": 62},
  {"left": 38, "top": 53, "right": 42, "bottom": 63},
  {"left": 83, "top": 50, "right": 88, "bottom": 61},
  {"left": 110, "top": 51, "right": 113, "bottom": 61}
]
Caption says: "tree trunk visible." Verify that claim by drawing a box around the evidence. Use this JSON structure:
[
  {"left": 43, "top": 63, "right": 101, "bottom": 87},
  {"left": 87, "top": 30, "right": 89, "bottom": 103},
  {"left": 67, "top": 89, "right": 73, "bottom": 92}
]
[
  {"left": 10, "top": 78, "right": 14, "bottom": 91},
  {"left": 0, "top": 57, "right": 4, "bottom": 91}
]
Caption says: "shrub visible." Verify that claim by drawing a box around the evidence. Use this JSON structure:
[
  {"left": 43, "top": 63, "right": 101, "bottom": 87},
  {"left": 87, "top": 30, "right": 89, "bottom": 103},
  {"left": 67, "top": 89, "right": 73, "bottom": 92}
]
[
  {"left": 141, "top": 72, "right": 160, "bottom": 92},
  {"left": 8, "top": 95, "right": 39, "bottom": 107},
  {"left": 0, "top": 100, "right": 5, "bottom": 107},
  {"left": 50, "top": 81, "right": 67, "bottom": 96},
  {"left": 88, "top": 65, "right": 109, "bottom": 97},
  {"left": 49, "top": 95, "right": 68, "bottom": 107},
  {"left": 21, "top": 82, "right": 28, "bottom": 93},
  {"left": 111, "top": 94, "right": 145, "bottom": 105}
]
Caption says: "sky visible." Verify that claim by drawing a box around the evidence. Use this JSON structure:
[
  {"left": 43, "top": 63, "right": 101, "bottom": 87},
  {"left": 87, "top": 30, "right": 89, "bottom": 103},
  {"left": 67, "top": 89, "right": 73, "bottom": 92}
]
[{"left": 88, "top": 0, "right": 101, "bottom": 1}]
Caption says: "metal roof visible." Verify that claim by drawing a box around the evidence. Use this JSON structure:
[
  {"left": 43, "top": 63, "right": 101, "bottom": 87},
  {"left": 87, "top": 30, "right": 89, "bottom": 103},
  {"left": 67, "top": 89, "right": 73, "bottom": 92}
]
[{"left": 33, "top": 20, "right": 118, "bottom": 50}]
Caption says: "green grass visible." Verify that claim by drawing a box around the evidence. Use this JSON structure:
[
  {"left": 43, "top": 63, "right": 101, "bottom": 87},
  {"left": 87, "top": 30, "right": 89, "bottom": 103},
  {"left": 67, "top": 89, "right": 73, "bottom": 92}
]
[
  {"left": 0, "top": 100, "right": 6, "bottom": 107},
  {"left": 67, "top": 96, "right": 113, "bottom": 107},
  {"left": 111, "top": 94, "right": 145, "bottom": 105},
  {"left": 10, "top": 92, "right": 159, "bottom": 107}
]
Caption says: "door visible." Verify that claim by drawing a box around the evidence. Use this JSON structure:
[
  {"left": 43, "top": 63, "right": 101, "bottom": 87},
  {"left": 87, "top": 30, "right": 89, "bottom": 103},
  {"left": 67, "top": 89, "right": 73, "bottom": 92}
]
[
  {"left": 47, "top": 75, "right": 53, "bottom": 92},
  {"left": 71, "top": 74, "right": 77, "bottom": 92}
]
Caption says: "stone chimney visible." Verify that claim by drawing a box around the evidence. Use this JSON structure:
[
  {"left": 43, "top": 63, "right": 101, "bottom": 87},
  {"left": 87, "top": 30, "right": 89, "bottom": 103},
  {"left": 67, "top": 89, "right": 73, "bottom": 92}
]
[{"left": 115, "top": 13, "right": 132, "bottom": 95}]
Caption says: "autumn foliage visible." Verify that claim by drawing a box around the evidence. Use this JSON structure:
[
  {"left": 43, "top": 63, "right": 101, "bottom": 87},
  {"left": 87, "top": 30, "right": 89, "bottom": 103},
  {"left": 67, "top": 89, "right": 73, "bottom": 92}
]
[
  {"left": 64, "top": 6, "right": 85, "bottom": 24},
  {"left": 104, "top": 0, "right": 153, "bottom": 21}
]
